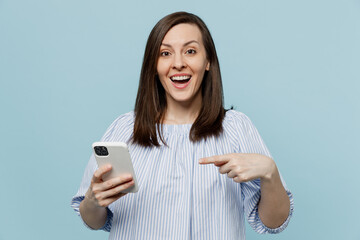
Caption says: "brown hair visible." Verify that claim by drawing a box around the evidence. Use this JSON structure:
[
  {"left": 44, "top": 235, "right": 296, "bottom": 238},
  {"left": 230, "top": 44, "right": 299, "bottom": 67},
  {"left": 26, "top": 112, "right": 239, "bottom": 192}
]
[{"left": 133, "top": 11, "right": 225, "bottom": 147}]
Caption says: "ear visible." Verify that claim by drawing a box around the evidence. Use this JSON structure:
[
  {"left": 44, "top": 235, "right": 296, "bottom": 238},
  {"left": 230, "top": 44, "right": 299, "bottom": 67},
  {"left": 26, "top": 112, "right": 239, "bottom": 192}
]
[{"left": 206, "top": 62, "right": 210, "bottom": 71}]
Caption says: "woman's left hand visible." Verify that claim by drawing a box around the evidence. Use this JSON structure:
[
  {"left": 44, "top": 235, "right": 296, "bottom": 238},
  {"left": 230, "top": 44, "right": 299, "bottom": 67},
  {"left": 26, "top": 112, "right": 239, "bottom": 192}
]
[{"left": 199, "top": 153, "right": 277, "bottom": 183}]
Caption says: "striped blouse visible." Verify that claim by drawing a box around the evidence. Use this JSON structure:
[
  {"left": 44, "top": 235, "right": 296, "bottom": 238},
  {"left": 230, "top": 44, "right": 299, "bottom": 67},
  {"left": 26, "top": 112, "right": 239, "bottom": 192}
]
[{"left": 71, "top": 110, "right": 294, "bottom": 239}]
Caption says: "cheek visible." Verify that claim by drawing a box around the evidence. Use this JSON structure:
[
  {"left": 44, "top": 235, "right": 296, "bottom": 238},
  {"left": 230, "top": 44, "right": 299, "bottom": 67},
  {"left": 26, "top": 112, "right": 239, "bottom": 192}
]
[
  {"left": 192, "top": 66, "right": 207, "bottom": 84},
  {"left": 189, "top": 58, "right": 208, "bottom": 76},
  {"left": 157, "top": 73, "right": 170, "bottom": 92},
  {"left": 157, "top": 59, "right": 170, "bottom": 76},
  {"left": 158, "top": 76, "right": 168, "bottom": 90}
]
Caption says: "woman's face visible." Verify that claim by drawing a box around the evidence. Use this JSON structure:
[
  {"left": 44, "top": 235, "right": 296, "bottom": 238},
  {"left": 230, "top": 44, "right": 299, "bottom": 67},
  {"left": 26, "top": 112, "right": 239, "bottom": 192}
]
[{"left": 157, "top": 23, "right": 210, "bottom": 106}]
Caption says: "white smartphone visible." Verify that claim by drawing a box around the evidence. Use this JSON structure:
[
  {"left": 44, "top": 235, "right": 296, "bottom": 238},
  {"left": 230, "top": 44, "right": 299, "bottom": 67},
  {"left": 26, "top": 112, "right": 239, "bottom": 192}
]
[{"left": 92, "top": 142, "right": 139, "bottom": 193}]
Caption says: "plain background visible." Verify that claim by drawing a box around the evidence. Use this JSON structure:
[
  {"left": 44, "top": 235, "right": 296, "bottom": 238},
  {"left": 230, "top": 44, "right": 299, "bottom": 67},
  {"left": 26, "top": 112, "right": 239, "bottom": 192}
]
[{"left": 1, "top": 0, "right": 359, "bottom": 239}]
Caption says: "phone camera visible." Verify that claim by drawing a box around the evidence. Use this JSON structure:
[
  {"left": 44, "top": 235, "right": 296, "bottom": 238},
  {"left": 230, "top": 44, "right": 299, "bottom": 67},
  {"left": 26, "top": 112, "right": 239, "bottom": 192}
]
[{"left": 94, "top": 146, "right": 108, "bottom": 156}]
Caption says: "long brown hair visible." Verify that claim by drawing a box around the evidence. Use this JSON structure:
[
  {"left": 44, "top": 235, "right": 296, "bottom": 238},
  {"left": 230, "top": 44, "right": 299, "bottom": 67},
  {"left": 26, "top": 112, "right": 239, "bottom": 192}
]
[{"left": 133, "top": 11, "right": 225, "bottom": 147}]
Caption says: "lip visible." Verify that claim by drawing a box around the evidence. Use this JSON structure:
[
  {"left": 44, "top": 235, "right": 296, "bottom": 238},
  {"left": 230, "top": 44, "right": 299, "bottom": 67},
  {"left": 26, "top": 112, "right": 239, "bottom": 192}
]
[
  {"left": 170, "top": 76, "right": 192, "bottom": 89},
  {"left": 169, "top": 73, "right": 192, "bottom": 89}
]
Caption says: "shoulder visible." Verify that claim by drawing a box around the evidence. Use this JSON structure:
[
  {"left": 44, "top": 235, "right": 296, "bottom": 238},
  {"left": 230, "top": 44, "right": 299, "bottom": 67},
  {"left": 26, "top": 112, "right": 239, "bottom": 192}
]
[
  {"left": 112, "top": 111, "right": 135, "bottom": 125},
  {"left": 223, "top": 110, "right": 271, "bottom": 155},
  {"left": 223, "top": 110, "right": 259, "bottom": 137},
  {"left": 101, "top": 111, "right": 135, "bottom": 142},
  {"left": 224, "top": 110, "right": 253, "bottom": 128},
  {"left": 220, "top": 110, "right": 256, "bottom": 153}
]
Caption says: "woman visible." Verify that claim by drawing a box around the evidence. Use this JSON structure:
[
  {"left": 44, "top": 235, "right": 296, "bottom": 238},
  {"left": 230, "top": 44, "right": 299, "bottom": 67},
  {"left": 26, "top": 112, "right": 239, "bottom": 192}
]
[{"left": 71, "top": 11, "right": 294, "bottom": 239}]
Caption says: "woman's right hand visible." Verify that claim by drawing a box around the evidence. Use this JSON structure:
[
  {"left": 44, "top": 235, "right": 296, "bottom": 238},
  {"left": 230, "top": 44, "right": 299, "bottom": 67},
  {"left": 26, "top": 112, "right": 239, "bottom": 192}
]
[{"left": 85, "top": 164, "right": 134, "bottom": 208}]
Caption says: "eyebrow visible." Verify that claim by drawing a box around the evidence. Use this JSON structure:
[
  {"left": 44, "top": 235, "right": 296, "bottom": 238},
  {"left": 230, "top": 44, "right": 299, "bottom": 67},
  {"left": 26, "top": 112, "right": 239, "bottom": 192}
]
[{"left": 161, "top": 40, "right": 200, "bottom": 48}]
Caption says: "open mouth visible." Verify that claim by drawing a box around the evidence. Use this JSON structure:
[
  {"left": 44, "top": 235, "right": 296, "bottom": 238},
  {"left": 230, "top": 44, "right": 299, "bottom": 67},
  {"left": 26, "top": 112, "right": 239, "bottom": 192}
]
[
  {"left": 170, "top": 75, "right": 192, "bottom": 84},
  {"left": 169, "top": 74, "right": 192, "bottom": 89}
]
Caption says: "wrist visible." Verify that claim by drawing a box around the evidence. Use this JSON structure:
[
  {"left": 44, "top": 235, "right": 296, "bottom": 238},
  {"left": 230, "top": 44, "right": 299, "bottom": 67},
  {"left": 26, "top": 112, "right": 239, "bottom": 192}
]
[
  {"left": 260, "top": 157, "right": 278, "bottom": 183},
  {"left": 83, "top": 191, "right": 103, "bottom": 210},
  {"left": 79, "top": 194, "right": 108, "bottom": 230}
]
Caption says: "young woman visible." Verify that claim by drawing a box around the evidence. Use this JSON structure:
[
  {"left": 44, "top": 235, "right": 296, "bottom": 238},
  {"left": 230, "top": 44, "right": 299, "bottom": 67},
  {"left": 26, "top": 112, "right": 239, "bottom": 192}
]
[{"left": 71, "top": 12, "right": 294, "bottom": 239}]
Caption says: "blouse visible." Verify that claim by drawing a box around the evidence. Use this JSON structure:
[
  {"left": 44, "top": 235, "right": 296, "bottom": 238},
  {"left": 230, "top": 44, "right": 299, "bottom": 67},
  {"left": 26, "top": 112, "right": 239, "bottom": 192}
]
[{"left": 71, "top": 110, "right": 294, "bottom": 239}]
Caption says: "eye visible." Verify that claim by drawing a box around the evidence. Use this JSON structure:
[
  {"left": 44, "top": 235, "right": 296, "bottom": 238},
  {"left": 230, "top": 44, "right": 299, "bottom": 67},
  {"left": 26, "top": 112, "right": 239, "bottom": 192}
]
[
  {"left": 186, "top": 49, "right": 197, "bottom": 54},
  {"left": 160, "top": 51, "right": 171, "bottom": 57}
]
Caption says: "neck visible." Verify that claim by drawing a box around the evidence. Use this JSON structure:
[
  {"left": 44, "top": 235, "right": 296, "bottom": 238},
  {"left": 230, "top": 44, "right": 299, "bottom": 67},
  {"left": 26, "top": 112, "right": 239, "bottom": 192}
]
[{"left": 163, "top": 94, "right": 202, "bottom": 125}]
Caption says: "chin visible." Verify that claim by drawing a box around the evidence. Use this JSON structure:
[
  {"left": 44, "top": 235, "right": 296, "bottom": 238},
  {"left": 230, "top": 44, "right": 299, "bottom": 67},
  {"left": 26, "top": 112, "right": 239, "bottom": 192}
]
[
  {"left": 173, "top": 95, "right": 198, "bottom": 104},
  {"left": 173, "top": 97, "right": 192, "bottom": 103},
  {"left": 166, "top": 89, "right": 201, "bottom": 105}
]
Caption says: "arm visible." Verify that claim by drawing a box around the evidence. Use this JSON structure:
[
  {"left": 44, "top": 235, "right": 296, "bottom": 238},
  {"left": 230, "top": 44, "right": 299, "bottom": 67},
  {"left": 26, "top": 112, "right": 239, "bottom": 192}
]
[
  {"left": 257, "top": 157, "right": 290, "bottom": 228},
  {"left": 79, "top": 197, "right": 108, "bottom": 230},
  {"left": 199, "top": 153, "right": 291, "bottom": 229},
  {"left": 79, "top": 164, "right": 135, "bottom": 230}
]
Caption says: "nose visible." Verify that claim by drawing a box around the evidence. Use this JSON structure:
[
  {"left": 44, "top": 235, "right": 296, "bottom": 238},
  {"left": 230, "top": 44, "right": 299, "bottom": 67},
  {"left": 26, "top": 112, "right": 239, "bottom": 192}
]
[{"left": 172, "top": 54, "right": 186, "bottom": 70}]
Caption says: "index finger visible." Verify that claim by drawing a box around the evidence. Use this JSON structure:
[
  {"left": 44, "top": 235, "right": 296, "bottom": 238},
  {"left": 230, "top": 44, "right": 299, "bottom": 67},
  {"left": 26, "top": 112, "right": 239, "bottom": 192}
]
[
  {"left": 92, "top": 164, "right": 112, "bottom": 183},
  {"left": 199, "top": 154, "right": 231, "bottom": 165}
]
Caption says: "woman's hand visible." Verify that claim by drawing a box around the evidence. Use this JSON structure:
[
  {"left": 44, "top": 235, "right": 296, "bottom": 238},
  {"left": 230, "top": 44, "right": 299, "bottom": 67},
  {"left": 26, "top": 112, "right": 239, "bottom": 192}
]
[
  {"left": 79, "top": 165, "right": 135, "bottom": 229},
  {"left": 85, "top": 164, "right": 135, "bottom": 208},
  {"left": 199, "top": 153, "right": 277, "bottom": 183},
  {"left": 200, "top": 153, "right": 291, "bottom": 228}
]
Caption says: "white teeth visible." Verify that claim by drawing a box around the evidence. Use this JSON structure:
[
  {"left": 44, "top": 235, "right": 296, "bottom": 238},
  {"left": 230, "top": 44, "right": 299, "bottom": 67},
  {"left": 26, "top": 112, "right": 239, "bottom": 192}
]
[{"left": 170, "top": 75, "right": 191, "bottom": 81}]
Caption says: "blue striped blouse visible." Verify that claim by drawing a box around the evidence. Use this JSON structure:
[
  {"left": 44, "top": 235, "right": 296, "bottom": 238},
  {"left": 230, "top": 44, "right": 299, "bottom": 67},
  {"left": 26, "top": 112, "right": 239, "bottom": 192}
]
[{"left": 71, "top": 110, "right": 294, "bottom": 239}]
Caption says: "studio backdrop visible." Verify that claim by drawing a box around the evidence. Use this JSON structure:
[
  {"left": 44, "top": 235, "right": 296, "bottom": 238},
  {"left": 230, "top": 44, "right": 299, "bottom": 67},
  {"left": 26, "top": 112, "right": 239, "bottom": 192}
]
[{"left": 0, "top": 0, "right": 359, "bottom": 239}]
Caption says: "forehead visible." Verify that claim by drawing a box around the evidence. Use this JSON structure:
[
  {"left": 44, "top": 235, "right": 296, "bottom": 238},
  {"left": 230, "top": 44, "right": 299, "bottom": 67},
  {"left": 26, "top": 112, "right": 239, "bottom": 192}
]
[{"left": 162, "top": 23, "right": 203, "bottom": 44}]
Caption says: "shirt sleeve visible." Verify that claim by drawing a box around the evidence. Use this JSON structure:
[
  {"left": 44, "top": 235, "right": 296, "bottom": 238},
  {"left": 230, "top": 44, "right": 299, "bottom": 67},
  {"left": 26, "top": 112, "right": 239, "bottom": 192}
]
[
  {"left": 230, "top": 110, "right": 294, "bottom": 234},
  {"left": 70, "top": 116, "right": 124, "bottom": 232}
]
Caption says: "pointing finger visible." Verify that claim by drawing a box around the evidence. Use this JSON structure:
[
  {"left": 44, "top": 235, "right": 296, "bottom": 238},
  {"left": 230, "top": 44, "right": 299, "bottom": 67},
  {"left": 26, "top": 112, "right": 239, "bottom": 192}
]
[{"left": 199, "top": 154, "right": 231, "bottom": 165}]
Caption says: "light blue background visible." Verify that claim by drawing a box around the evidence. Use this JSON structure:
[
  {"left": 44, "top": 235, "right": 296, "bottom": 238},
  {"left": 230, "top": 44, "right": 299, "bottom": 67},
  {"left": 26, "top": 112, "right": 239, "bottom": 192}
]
[{"left": 1, "top": 0, "right": 359, "bottom": 239}]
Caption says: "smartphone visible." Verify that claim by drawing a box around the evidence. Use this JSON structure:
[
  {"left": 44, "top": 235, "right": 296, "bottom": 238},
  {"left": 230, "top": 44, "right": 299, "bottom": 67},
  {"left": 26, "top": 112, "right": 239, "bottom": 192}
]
[{"left": 92, "top": 142, "right": 139, "bottom": 193}]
